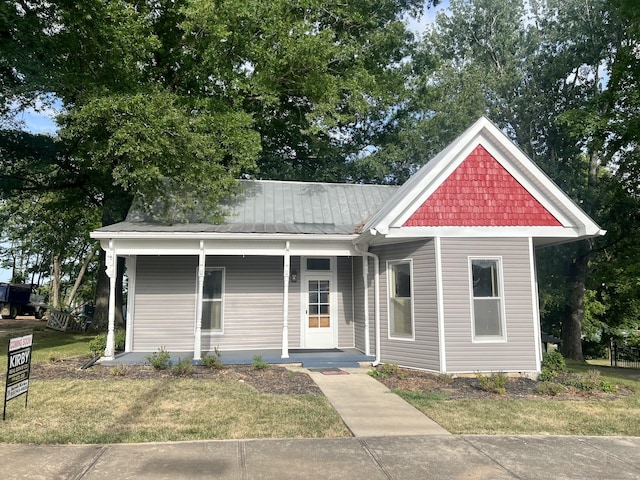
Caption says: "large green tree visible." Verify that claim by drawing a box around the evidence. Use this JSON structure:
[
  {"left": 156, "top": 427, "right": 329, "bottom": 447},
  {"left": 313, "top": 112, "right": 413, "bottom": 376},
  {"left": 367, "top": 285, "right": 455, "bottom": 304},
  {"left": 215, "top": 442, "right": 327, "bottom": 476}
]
[{"left": 1, "top": 0, "right": 434, "bottom": 322}]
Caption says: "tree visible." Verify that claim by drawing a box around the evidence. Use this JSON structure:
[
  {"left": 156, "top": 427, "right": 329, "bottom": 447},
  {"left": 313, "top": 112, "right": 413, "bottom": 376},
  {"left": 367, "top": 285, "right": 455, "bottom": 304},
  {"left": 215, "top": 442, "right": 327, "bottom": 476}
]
[{"left": 1, "top": 0, "right": 435, "bottom": 325}]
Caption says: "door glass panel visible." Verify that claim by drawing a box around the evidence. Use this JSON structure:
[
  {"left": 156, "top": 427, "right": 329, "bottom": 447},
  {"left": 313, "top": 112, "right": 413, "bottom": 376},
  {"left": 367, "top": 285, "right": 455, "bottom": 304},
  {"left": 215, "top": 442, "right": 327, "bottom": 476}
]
[
  {"left": 307, "top": 258, "right": 331, "bottom": 270},
  {"left": 308, "top": 280, "right": 330, "bottom": 329}
]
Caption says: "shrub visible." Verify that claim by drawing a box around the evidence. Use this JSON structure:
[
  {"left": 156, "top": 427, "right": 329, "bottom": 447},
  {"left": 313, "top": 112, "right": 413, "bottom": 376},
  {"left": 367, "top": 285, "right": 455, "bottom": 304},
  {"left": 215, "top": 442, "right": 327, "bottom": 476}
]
[
  {"left": 202, "top": 347, "right": 223, "bottom": 369},
  {"left": 562, "top": 370, "right": 618, "bottom": 393},
  {"left": 146, "top": 347, "right": 171, "bottom": 370},
  {"left": 437, "top": 373, "right": 455, "bottom": 385},
  {"left": 115, "top": 330, "right": 126, "bottom": 351},
  {"left": 368, "top": 363, "right": 399, "bottom": 379},
  {"left": 252, "top": 355, "right": 269, "bottom": 370},
  {"left": 475, "top": 371, "right": 508, "bottom": 394},
  {"left": 88, "top": 334, "right": 107, "bottom": 355},
  {"left": 172, "top": 357, "right": 195, "bottom": 377},
  {"left": 88, "top": 330, "right": 126, "bottom": 355},
  {"left": 110, "top": 364, "right": 129, "bottom": 377},
  {"left": 539, "top": 350, "right": 566, "bottom": 381},
  {"left": 535, "top": 381, "right": 565, "bottom": 396}
]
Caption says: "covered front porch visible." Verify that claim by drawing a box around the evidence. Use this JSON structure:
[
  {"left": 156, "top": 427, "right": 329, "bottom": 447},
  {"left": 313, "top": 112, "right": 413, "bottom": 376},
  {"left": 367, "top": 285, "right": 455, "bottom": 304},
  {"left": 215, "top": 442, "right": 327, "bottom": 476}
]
[{"left": 100, "top": 348, "right": 375, "bottom": 369}]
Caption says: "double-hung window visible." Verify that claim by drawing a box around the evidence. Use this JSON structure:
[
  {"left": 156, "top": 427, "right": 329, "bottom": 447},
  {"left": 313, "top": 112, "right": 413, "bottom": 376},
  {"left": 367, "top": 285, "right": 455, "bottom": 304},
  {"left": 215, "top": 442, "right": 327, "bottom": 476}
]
[
  {"left": 470, "top": 258, "right": 505, "bottom": 340},
  {"left": 388, "top": 260, "right": 414, "bottom": 339},
  {"left": 202, "top": 268, "right": 224, "bottom": 332}
]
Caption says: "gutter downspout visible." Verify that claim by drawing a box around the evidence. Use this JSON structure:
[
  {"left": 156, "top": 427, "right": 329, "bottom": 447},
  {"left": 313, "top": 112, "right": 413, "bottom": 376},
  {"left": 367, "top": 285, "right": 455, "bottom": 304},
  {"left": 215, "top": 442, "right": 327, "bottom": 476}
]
[
  {"left": 282, "top": 241, "right": 290, "bottom": 358},
  {"left": 354, "top": 242, "right": 381, "bottom": 366}
]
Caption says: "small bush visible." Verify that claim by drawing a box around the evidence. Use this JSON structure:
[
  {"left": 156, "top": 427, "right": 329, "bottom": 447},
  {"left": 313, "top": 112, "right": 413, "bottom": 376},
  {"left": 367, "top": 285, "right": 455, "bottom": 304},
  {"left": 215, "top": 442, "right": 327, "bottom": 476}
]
[
  {"left": 252, "top": 355, "right": 269, "bottom": 370},
  {"left": 146, "top": 347, "right": 171, "bottom": 370},
  {"left": 202, "top": 347, "right": 223, "bottom": 369},
  {"left": 110, "top": 364, "right": 129, "bottom": 377},
  {"left": 172, "top": 357, "right": 195, "bottom": 377},
  {"left": 562, "top": 370, "right": 618, "bottom": 393},
  {"left": 535, "top": 381, "right": 565, "bottom": 396},
  {"left": 475, "top": 371, "right": 508, "bottom": 394},
  {"left": 539, "top": 350, "right": 566, "bottom": 381},
  {"left": 368, "top": 363, "right": 399, "bottom": 379},
  {"left": 88, "top": 334, "right": 107, "bottom": 355},
  {"left": 115, "top": 330, "right": 126, "bottom": 351},
  {"left": 89, "top": 330, "right": 126, "bottom": 355},
  {"left": 437, "top": 373, "right": 455, "bottom": 385}
]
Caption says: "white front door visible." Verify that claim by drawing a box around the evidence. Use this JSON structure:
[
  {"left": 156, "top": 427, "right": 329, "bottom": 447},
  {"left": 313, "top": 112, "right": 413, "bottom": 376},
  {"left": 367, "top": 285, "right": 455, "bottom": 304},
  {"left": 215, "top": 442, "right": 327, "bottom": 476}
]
[
  {"left": 301, "top": 257, "right": 337, "bottom": 349},
  {"left": 304, "top": 277, "right": 334, "bottom": 348}
]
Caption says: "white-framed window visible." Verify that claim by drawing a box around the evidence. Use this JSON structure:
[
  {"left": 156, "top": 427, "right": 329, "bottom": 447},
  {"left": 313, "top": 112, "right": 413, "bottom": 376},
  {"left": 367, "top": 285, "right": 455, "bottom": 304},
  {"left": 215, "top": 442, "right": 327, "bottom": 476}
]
[
  {"left": 202, "top": 267, "right": 224, "bottom": 333},
  {"left": 387, "top": 259, "right": 414, "bottom": 340},
  {"left": 469, "top": 258, "right": 506, "bottom": 341}
]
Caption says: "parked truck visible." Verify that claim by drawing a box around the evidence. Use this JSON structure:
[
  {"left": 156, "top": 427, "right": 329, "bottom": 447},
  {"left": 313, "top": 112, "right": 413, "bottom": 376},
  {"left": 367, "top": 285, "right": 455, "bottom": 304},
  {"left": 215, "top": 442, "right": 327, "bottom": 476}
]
[{"left": 0, "top": 283, "right": 48, "bottom": 319}]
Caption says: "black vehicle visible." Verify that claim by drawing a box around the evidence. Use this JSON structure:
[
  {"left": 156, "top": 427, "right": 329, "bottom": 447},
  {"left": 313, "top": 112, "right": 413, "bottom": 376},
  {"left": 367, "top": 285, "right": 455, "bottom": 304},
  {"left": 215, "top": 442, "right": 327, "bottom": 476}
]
[{"left": 0, "top": 283, "right": 48, "bottom": 319}]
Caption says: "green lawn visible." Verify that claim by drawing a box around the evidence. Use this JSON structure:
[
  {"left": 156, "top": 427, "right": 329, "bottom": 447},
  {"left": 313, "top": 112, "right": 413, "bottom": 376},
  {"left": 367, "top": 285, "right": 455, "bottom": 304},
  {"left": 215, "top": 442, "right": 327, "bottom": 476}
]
[
  {"left": 393, "top": 362, "right": 640, "bottom": 436},
  {"left": 0, "top": 325, "right": 349, "bottom": 443}
]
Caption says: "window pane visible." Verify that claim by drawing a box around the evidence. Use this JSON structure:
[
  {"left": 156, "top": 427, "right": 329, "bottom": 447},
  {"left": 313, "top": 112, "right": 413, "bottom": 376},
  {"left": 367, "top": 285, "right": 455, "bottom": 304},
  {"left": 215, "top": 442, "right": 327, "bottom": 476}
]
[
  {"left": 474, "top": 299, "right": 502, "bottom": 336},
  {"left": 390, "top": 298, "right": 412, "bottom": 335},
  {"left": 202, "top": 301, "right": 221, "bottom": 331},
  {"left": 307, "top": 258, "right": 331, "bottom": 270},
  {"left": 203, "top": 269, "right": 223, "bottom": 299},
  {"left": 472, "top": 260, "right": 498, "bottom": 297},
  {"left": 392, "top": 263, "right": 411, "bottom": 298},
  {"left": 389, "top": 261, "right": 413, "bottom": 338}
]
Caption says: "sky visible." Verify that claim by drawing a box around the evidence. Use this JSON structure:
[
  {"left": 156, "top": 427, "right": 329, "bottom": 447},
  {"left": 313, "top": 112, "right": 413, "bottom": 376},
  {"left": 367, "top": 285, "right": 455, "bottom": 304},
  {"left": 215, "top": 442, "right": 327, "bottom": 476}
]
[{"left": 0, "top": 1, "right": 448, "bottom": 284}]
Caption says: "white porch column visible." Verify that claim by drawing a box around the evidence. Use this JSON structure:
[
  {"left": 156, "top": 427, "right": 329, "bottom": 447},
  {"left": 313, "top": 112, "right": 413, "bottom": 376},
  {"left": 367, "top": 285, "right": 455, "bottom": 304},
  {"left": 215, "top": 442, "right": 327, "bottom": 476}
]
[
  {"left": 282, "top": 241, "right": 290, "bottom": 358},
  {"left": 104, "top": 239, "right": 117, "bottom": 359},
  {"left": 194, "top": 241, "right": 205, "bottom": 361},
  {"left": 124, "top": 256, "right": 136, "bottom": 352}
]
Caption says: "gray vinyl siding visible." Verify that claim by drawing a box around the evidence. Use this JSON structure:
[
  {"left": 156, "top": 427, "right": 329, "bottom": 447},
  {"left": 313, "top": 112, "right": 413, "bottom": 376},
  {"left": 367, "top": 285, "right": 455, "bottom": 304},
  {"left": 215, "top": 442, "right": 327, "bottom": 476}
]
[
  {"left": 337, "top": 256, "right": 354, "bottom": 348},
  {"left": 440, "top": 237, "right": 537, "bottom": 372},
  {"left": 133, "top": 255, "right": 198, "bottom": 352},
  {"left": 353, "top": 256, "right": 366, "bottom": 351},
  {"left": 371, "top": 239, "right": 440, "bottom": 371},
  {"left": 132, "top": 254, "right": 356, "bottom": 352}
]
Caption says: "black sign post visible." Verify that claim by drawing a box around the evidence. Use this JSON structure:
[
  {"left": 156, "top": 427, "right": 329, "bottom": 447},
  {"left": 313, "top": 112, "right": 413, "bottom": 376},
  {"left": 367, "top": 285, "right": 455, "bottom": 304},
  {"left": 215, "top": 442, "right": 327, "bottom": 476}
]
[{"left": 3, "top": 334, "right": 33, "bottom": 420}]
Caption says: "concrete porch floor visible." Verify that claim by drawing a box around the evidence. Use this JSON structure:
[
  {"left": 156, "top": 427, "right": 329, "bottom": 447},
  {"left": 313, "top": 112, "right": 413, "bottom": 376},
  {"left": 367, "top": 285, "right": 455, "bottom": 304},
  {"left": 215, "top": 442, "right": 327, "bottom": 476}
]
[{"left": 100, "top": 348, "right": 374, "bottom": 369}]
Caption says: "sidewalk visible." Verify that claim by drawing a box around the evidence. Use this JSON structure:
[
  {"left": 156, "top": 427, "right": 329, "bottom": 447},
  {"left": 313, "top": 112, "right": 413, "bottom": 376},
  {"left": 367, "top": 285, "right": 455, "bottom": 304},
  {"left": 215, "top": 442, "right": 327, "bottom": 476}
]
[
  {"left": 3, "top": 435, "right": 640, "bottom": 479},
  {"left": 305, "top": 367, "right": 450, "bottom": 436}
]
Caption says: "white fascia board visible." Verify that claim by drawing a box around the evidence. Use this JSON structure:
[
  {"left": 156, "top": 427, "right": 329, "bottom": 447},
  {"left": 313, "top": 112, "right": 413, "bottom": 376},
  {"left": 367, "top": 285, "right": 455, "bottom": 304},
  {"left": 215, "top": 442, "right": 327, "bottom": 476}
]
[
  {"left": 383, "top": 225, "right": 588, "bottom": 239},
  {"left": 94, "top": 235, "right": 360, "bottom": 257}
]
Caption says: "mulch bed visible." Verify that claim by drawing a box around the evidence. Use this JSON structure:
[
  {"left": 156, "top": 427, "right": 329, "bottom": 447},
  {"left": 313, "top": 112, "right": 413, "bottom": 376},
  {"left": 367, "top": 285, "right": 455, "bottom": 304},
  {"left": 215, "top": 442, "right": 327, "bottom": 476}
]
[
  {"left": 29, "top": 357, "right": 324, "bottom": 395},
  {"left": 375, "top": 368, "right": 635, "bottom": 401},
  {"left": 27, "top": 357, "right": 635, "bottom": 401}
]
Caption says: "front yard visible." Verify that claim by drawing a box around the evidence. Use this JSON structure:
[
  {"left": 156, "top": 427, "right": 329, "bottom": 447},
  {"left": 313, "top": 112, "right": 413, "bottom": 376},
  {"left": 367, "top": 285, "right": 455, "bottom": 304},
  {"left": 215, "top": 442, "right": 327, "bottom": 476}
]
[{"left": 2, "top": 320, "right": 640, "bottom": 442}]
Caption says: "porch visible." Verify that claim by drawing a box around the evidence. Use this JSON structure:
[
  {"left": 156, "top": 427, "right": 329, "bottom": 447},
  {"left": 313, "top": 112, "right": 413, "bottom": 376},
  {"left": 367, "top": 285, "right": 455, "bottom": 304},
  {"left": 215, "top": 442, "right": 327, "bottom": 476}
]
[{"left": 100, "top": 348, "right": 375, "bottom": 369}]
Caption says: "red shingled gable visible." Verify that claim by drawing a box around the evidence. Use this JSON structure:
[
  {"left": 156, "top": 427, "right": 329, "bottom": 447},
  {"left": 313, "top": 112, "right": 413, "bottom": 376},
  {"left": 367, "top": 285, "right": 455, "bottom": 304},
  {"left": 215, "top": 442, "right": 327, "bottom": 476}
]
[{"left": 403, "top": 145, "right": 562, "bottom": 227}]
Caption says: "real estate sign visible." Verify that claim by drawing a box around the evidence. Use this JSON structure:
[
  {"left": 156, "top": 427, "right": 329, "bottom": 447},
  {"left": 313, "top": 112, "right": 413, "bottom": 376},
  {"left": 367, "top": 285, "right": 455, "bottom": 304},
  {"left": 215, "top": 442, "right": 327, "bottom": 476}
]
[{"left": 3, "top": 334, "right": 33, "bottom": 420}]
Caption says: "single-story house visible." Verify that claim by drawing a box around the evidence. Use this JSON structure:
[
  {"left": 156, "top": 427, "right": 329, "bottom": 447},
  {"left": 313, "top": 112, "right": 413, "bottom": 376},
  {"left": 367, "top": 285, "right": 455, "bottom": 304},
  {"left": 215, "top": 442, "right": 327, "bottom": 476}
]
[{"left": 91, "top": 117, "right": 605, "bottom": 374}]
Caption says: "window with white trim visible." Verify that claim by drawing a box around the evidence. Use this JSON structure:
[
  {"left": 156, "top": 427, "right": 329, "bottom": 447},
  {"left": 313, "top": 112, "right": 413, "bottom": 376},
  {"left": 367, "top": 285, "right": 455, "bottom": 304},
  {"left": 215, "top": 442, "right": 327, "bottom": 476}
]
[
  {"left": 388, "top": 260, "right": 414, "bottom": 339},
  {"left": 470, "top": 258, "right": 505, "bottom": 340},
  {"left": 202, "top": 268, "right": 224, "bottom": 332}
]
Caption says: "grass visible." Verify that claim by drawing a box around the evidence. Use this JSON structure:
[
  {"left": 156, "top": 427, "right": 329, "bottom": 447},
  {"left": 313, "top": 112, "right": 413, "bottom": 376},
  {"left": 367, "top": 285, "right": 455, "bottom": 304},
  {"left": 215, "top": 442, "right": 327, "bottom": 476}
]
[
  {"left": 393, "top": 361, "right": 640, "bottom": 436},
  {"left": 0, "top": 378, "right": 349, "bottom": 443},
  {"left": 0, "top": 326, "right": 349, "bottom": 443},
  {"left": 0, "top": 326, "right": 95, "bottom": 372}
]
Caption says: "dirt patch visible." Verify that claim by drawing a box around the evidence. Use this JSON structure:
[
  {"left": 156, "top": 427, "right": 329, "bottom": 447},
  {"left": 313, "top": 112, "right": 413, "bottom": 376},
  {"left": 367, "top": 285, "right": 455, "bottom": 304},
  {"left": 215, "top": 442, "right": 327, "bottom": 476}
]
[
  {"left": 374, "top": 368, "right": 635, "bottom": 401},
  {"left": 29, "top": 356, "right": 323, "bottom": 396}
]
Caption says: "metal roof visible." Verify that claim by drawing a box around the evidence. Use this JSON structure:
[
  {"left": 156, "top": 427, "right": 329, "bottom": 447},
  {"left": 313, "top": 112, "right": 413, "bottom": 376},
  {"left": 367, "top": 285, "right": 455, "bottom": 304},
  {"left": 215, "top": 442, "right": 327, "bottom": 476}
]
[{"left": 96, "top": 180, "right": 399, "bottom": 235}]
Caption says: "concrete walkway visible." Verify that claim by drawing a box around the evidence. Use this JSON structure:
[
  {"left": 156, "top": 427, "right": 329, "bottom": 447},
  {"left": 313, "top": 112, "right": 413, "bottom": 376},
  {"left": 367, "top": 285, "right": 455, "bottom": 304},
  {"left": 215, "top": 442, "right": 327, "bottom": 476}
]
[
  {"left": 305, "top": 367, "right": 450, "bottom": 436},
  {"left": 3, "top": 435, "right": 640, "bottom": 479}
]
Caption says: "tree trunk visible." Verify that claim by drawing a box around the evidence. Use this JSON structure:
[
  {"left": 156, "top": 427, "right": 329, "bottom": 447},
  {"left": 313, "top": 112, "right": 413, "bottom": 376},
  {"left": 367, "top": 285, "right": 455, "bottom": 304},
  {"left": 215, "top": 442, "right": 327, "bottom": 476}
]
[
  {"left": 51, "top": 255, "right": 61, "bottom": 309},
  {"left": 65, "top": 245, "right": 98, "bottom": 308},
  {"left": 560, "top": 246, "right": 589, "bottom": 361}
]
